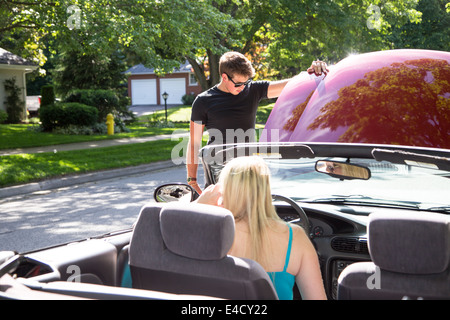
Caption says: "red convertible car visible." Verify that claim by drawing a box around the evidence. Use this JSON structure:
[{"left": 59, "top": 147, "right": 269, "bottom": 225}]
[{"left": 1, "top": 49, "right": 449, "bottom": 301}]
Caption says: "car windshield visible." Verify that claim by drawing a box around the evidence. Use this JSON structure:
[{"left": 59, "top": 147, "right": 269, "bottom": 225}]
[{"left": 265, "top": 157, "right": 450, "bottom": 211}]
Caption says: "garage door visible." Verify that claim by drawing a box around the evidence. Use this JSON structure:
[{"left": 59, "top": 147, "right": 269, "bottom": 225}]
[
  {"left": 131, "top": 79, "right": 157, "bottom": 105},
  {"left": 160, "top": 78, "right": 186, "bottom": 105}
]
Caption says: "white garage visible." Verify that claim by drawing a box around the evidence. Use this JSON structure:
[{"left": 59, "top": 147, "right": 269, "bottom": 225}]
[
  {"left": 160, "top": 78, "right": 186, "bottom": 105},
  {"left": 125, "top": 61, "right": 202, "bottom": 106},
  {"left": 131, "top": 79, "right": 157, "bottom": 105}
]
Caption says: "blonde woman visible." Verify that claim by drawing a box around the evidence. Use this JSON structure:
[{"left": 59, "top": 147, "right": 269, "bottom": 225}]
[{"left": 197, "top": 156, "right": 327, "bottom": 300}]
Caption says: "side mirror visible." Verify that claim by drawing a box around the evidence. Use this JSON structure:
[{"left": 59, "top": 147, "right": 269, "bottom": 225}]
[
  {"left": 315, "top": 160, "right": 371, "bottom": 180},
  {"left": 154, "top": 184, "right": 194, "bottom": 202}
]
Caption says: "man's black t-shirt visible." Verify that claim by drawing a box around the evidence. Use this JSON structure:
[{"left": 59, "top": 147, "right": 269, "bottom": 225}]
[{"left": 191, "top": 81, "right": 270, "bottom": 144}]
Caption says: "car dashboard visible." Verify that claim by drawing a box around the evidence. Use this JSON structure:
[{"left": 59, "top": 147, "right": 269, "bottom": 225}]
[{"left": 275, "top": 200, "right": 450, "bottom": 299}]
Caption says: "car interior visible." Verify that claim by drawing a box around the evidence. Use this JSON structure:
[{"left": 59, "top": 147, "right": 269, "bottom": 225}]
[
  {"left": 3, "top": 197, "right": 449, "bottom": 300},
  {"left": 1, "top": 143, "right": 449, "bottom": 300}
]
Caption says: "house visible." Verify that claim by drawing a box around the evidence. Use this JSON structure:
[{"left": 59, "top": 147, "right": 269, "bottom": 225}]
[
  {"left": 125, "top": 61, "right": 203, "bottom": 106},
  {"left": 0, "top": 48, "right": 38, "bottom": 120}
]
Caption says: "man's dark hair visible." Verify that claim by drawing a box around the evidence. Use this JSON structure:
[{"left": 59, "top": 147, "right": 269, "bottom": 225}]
[{"left": 219, "top": 52, "right": 255, "bottom": 78}]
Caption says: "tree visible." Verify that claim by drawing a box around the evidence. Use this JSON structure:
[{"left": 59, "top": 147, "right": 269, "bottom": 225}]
[
  {"left": 52, "top": 49, "right": 127, "bottom": 96},
  {"left": 389, "top": 0, "right": 450, "bottom": 51},
  {"left": 0, "top": 0, "right": 427, "bottom": 93},
  {"left": 3, "top": 78, "right": 24, "bottom": 123},
  {"left": 0, "top": 0, "right": 57, "bottom": 65}
]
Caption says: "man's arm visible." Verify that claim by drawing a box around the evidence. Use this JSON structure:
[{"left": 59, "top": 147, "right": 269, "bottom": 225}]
[
  {"left": 267, "top": 60, "right": 329, "bottom": 99},
  {"left": 267, "top": 79, "right": 291, "bottom": 99},
  {"left": 186, "top": 120, "right": 205, "bottom": 194}
]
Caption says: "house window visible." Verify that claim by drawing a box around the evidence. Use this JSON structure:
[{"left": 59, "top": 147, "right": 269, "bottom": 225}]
[{"left": 189, "top": 73, "right": 198, "bottom": 86}]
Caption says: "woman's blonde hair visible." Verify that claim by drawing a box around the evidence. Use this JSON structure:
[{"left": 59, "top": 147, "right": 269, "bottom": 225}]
[{"left": 218, "top": 156, "right": 281, "bottom": 267}]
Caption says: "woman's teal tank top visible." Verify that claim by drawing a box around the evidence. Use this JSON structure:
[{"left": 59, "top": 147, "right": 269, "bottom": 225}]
[{"left": 268, "top": 224, "right": 296, "bottom": 300}]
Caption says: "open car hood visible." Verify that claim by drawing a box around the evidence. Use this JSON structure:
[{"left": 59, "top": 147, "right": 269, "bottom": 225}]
[{"left": 261, "top": 49, "right": 450, "bottom": 149}]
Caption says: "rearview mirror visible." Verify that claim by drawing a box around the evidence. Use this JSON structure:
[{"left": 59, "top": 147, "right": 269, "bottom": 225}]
[
  {"left": 154, "top": 184, "right": 194, "bottom": 202},
  {"left": 315, "top": 161, "right": 371, "bottom": 180}
]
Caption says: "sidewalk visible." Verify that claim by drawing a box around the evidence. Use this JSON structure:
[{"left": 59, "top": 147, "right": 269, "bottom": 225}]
[
  {"left": 0, "top": 131, "right": 189, "bottom": 199},
  {"left": 0, "top": 131, "right": 189, "bottom": 156},
  {"left": 1, "top": 103, "right": 186, "bottom": 156}
]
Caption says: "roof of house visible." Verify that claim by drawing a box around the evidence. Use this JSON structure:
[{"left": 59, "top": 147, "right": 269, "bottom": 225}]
[
  {"left": 124, "top": 60, "right": 193, "bottom": 75},
  {"left": 0, "top": 48, "right": 36, "bottom": 67}
]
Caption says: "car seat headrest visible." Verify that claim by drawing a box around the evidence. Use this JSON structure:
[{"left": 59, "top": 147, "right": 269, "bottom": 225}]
[
  {"left": 368, "top": 212, "right": 450, "bottom": 274},
  {"left": 159, "top": 203, "right": 235, "bottom": 261}
]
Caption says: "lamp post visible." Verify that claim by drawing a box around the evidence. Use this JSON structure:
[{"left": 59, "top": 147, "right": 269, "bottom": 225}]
[{"left": 162, "top": 91, "right": 169, "bottom": 123}]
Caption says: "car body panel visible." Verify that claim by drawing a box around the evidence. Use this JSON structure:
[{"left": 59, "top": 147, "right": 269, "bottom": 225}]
[{"left": 262, "top": 49, "right": 450, "bottom": 149}]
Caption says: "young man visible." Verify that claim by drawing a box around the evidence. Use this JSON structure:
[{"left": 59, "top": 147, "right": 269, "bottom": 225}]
[{"left": 187, "top": 51, "right": 328, "bottom": 194}]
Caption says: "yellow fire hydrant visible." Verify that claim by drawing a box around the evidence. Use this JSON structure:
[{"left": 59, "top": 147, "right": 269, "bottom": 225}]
[{"left": 106, "top": 113, "right": 114, "bottom": 135}]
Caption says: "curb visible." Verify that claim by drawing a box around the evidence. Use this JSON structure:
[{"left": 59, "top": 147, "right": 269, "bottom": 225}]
[{"left": 0, "top": 159, "right": 183, "bottom": 199}]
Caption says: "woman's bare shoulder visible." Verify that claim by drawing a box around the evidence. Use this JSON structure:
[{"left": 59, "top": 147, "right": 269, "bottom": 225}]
[
  {"left": 290, "top": 223, "right": 309, "bottom": 238},
  {"left": 291, "top": 224, "right": 315, "bottom": 251}
]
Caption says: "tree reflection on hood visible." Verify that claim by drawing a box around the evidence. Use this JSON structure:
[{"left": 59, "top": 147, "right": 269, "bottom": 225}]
[{"left": 307, "top": 58, "right": 450, "bottom": 148}]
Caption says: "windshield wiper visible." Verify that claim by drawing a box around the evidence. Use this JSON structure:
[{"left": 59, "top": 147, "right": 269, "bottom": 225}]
[{"left": 307, "top": 195, "right": 421, "bottom": 210}]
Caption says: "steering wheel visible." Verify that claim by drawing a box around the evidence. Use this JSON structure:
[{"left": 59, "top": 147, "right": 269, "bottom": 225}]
[{"left": 272, "top": 194, "right": 310, "bottom": 234}]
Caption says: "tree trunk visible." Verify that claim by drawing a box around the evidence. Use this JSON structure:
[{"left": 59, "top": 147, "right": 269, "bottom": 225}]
[
  {"left": 186, "top": 56, "right": 209, "bottom": 92},
  {"left": 207, "top": 50, "right": 221, "bottom": 89}
]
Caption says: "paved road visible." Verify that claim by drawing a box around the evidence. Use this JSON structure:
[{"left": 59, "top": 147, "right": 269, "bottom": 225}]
[
  {"left": 0, "top": 165, "right": 205, "bottom": 253},
  {"left": 128, "top": 104, "right": 177, "bottom": 117},
  {"left": 0, "top": 104, "right": 194, "bottom": 253}
]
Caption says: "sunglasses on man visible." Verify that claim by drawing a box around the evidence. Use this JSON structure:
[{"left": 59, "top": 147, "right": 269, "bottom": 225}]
[{"left": 225, "top": 73, "right": 252, "bottom": 88}]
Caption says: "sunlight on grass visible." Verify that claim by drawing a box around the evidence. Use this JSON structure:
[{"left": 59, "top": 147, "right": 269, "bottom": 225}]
[
  {"left": 0, "top": 122, "right": 189, "bottom": 150},
  {"left": 0, "top": 102, "right": 274, "bottom": 187},
  {"left": 0, "top": 138, "right": 186, "bottom": 187},
  {"left": 140, "top": 105, "right": 192, "bottom": 123}
]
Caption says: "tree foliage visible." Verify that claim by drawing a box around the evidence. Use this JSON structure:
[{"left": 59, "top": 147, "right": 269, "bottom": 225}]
[
  {"left": 1, "top": 0, "right": 446, "bottom": 93},
  {"left": 389, "top": 0, "right": 450, "bottom": 51}
]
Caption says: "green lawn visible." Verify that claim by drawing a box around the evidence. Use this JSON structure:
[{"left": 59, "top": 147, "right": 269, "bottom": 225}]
[
  {"left": 0, "top": 138, "right": 187, "bottom": 187},
  {"left": 0, "top": 103, "right": 274, "bottom": 187},
  {"left": 0, "top": 120, "right": 189, "bottom": 150},
  {"left": 143, "top": 104, "right": 192, "bottom": 122}
]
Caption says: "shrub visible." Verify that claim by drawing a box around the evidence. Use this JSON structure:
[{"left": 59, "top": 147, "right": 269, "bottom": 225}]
[
  {"left": 181, "top": 93, "right": 196, "bottom": 105},
  {"left": 53, "top": 125, "right": 94, "bottom": 135},
  {"left": 65, "top": 89, "right": 120, "bottom": 122},
  {"left": 64, "top": 103, "right": 98, "bottom": 127},
  {"left": 40, "top": 102, "right": 98, "bottom": 131},
  {"left": 40, "top": 85, "right": 55, "bottom": 107},
  {"left": 92, "top": 123, "right": 107, "bottom": 134},
  {"left": 0, "top": 110, "right": 7, "bottom": 124},
  {"left": 4, "top": 78, "right": 24, "bottom": 123},
  {"left": 39, "top": 104, "right": 64, "bottom": 131},
  {"left": 113, "top": 117, "right": 131, "bottom": 133}
]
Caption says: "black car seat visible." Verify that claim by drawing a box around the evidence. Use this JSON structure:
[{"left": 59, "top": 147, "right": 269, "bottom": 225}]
[{"left": 128, "top": 202, "right": 278, "bottom": 300}]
